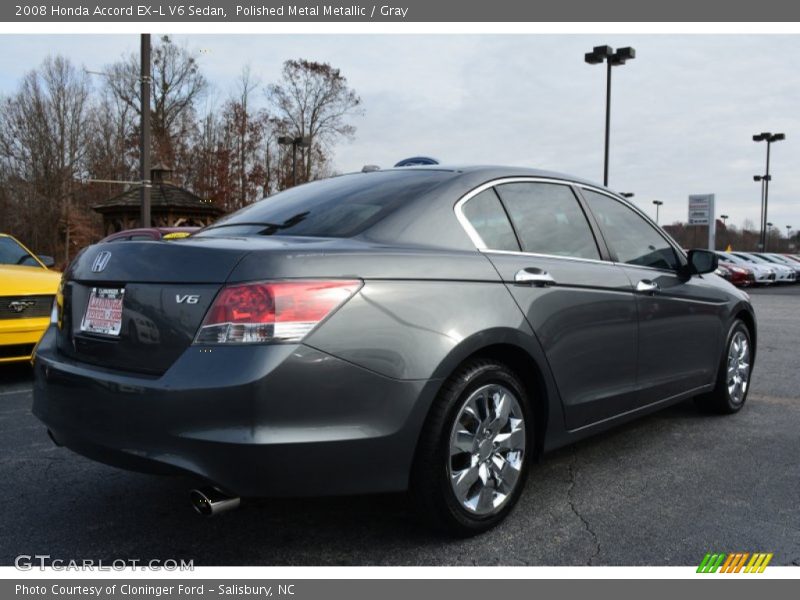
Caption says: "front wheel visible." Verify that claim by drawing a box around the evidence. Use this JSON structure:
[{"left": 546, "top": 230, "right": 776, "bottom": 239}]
[
  {"left": 696, "top": 320, "right": 753, "bottom": 414},
  {"left": 410, "top": 359, "right": 531, "bottom": 536}
]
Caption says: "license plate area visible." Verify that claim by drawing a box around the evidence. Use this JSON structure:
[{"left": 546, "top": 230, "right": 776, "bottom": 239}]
[{"left": 79, "top": 287, "right": 125, "bottom": 337}]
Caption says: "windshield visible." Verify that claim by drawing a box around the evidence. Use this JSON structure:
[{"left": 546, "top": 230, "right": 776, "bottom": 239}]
[
  {"left": 719, "top": 252, "right": 743, "bottom": 264},
  {"left": 197, "top": 170, "right": 454, "bottom": 239},
  {"left": 0, "top": 236, "right": 39, "bottom": 267},
  {"left": 766, "top": 255, "right": 791, "bottom": 264}
]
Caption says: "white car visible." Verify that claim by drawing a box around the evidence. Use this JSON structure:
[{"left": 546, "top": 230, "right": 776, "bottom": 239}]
[
  {"left": 716, "top": 252, "right": 775, "bottom": 285},
  {"left": 733, "top": 252, "right": 795, "bottom": 283},
  {"left": 764, "top": 253, "right": 800, "bottom": 279}
]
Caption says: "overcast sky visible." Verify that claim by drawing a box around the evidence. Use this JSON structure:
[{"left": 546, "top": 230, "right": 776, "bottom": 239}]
[{"left": 0, "top": 34, "right": 798, "bottom": 232}]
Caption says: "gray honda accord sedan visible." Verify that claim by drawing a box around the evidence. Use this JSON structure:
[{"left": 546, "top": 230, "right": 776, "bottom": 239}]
[{"left": 33, "top": 166, "right": 756, "bottom": 534}]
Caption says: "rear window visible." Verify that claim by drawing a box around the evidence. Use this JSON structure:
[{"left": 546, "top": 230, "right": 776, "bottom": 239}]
[{"left": 197, "top": 170, "right": 454, "bottom": 239}]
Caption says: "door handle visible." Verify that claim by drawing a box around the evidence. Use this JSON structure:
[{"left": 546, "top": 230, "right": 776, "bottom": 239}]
[
  {"left": 636, "top": 279, "right": 660, "bottom": 293},
  {"left": 515, "top": 268, "right": 556, "bottom": 287}
]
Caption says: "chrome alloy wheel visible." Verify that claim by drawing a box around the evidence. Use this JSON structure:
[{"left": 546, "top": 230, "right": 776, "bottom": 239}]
[
  {"left": 726, "top": 331, "right": 751, "bottom": 405},
  {"left": 448, "top": 384, "right": 526, "bottom": 516}
]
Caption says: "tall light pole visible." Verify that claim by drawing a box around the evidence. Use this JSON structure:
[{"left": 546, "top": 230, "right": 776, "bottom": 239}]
[
  {"left": 753, "top": 174, "right": 769, "bottom": 249},
  {"left": 766, "top": 221, "right": 774, "bottom": 252},
  {"left": 652, "top": 200, "right": 663, "bottom": 224},
  {"left": 753, "top": 132, "right": 785, "bottom": 251},
  {"left": 278, "top": 135, "right": 311, "bottom": 187},
  {"left": 140, "top": 34, "right": 151, "bottom": 228},
  {"left": 585, "top": 45, "right": 635, "bottom": 187},
  {"left": 718, "top": 214, "right": 730, "bottom": 250}
]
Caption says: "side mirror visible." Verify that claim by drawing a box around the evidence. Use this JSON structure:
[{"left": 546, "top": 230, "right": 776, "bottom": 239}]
[
  {"left": 38, "top": 255, "right": 55, "bottom": 268},
  {"left": 683, "top": 249, "right": 718, "bottom": 278}
]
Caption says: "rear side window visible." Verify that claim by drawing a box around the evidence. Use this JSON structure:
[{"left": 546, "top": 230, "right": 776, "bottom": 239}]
[
  {"left": 461, "top": 188, "right": 520, "bottom": 251},
  {"left": 495, "top": 182, "right": 600, "bottom": 260},
  {"left": 197, "top": 170, "right": 453, "bottom": 239},
  {"left": 582, "top": 189, "right": 680, "bottom": 271}
]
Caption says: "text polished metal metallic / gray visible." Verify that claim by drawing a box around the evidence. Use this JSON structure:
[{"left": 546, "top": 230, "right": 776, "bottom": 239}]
[{"left": 32, "top": 165, "right": 757, "bottom": 533}]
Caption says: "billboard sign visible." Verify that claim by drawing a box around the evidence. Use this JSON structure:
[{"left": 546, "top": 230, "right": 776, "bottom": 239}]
[{"left": 688, "top": 194, "right": 715, "bottom": 225}]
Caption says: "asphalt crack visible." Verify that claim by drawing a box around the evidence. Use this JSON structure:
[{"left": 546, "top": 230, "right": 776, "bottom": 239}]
[{"left": 567, "top": 453, "right": 601, "bottom": 566}]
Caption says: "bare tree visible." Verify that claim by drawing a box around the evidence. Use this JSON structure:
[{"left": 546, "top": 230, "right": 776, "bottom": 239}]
[
  {"left": 220, "top": 65, "right": 273, "bottom": 208},
  {"left": 0, "top": 51, "right": 365, "bottom": 260},
  {"left": 266, "top": 59, "right": 362, "bottom": 182},
  {"left": 0, "top": 56, "right": 92, "bottom": 260},
  {"left": 86, "top": 85, "right": 138, "bottom": 187},
  {"left": 234, "top": 66, "right": 257, "bottom": 207},
  {"left": 103, "top": 35, "right": 207, "bottom": 177}
]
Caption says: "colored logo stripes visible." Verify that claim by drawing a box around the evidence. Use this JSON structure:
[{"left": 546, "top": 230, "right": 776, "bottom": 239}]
[{"left": 697, "top": 552, "right": 773, "bottom": 573}]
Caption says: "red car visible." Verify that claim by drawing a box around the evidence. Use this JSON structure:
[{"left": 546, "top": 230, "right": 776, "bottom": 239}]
[
  {"left": 718, "top": 261, "right": 755, "bottom": 288},
  {"left": 100, "top": 227, "right": 199, "bottom": 243}
]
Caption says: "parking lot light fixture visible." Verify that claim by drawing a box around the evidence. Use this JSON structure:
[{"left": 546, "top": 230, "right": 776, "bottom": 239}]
[
  {"left": 585, "top": 45, "right": 636, "bottom": 187},
  {"left": 720, "top": 214, "right": 729, "bottom": 225},
  {"left": 753, "top": 132, "right": 785, "bottom": 251},
  {"left": 652, "top": 200, "right": 663, "bottom": 224},
  {"left": 620, "top": 192, "right": 634, "bottom": 198}
]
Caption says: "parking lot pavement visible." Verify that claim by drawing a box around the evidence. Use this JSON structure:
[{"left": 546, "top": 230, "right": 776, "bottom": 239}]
[{"left": 1, "top": 287, "right": 798, "bottom": 567}]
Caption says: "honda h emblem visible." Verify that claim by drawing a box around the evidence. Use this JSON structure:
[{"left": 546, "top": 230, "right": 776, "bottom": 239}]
[{"left": 91, "top": 251, "right": 112, "bottom": 273}]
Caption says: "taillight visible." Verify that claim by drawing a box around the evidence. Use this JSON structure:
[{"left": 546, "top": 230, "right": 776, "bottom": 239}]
[{"left": 194, "top": 280, "right": 362, "bottom": 344}]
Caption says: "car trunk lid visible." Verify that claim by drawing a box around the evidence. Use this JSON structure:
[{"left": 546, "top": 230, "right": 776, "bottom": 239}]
[{"left": 56, "top": 239, "right": 251, "bottom": 375}]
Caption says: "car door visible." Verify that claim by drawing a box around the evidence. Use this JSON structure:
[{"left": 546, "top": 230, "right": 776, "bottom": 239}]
[
  {"left": 457, "top": 179, "right": 639, "bottom": 430},
  {"left": 579, "top": 187, "right": 728, "bottom": 403}
]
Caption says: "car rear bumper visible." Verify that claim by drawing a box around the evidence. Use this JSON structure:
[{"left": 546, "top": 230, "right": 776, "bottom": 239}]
[
  {"left": 32, "top": 326, "right": 436, "bottom": 497},
  {"left": 0, "top": 316, "right": 49, "bottom": 362}
]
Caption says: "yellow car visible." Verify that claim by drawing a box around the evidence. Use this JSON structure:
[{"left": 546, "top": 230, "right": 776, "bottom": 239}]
[{"left": 0, "top": 233, "right": 61, "bottom": 364}]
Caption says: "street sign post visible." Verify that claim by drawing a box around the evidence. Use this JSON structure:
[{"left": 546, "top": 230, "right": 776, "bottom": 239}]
[{"left": 688, "top": 194, "right": 716, "bottom": 250}]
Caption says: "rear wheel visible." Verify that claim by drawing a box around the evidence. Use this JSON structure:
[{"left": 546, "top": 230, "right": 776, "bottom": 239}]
[
  {"left": 696, "top": 320, "right": 752, "bottom": 414},
  {"left": 411, "top": 359, "right": 531, "bottom": 536}
]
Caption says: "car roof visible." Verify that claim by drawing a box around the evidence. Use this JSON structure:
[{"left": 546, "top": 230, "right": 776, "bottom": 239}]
[
  {"left": 204, "top": 166, "right": 629, "bottom": 252},
  {"left": 101, "top": 227, "right": 199, "bottom": 240},
  {"left": 372, "top": 165, "right": 609, "bottom": 191},
  {"left": 116, "top": 227, "right": 198, "bottom": 234},
  {"left": 342, "top": 166, "right": 627, "bottom": 251}
]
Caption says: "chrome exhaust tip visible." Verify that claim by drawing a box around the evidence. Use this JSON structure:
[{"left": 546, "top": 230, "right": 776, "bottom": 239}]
[{"left": 189, "top": 487, "right": 240, "bottom": 516}]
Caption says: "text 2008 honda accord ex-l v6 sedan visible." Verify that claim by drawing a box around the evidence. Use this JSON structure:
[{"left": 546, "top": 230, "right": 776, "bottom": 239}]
[{"left": 33, "top": 166, "right": 756, "bottom": 534}]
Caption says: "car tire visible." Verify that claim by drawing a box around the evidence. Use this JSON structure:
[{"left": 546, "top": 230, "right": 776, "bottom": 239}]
[
  {"left": 695, "top": 320, "right": 753, "bottom": 415},
  {"left": 410, "top": 359, "right": 531, "bottom": 536}
]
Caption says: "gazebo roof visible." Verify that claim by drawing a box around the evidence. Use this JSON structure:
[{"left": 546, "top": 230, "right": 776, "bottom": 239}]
[{"left": 92, "top": 182, "right": 222, "bottom": 215}]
